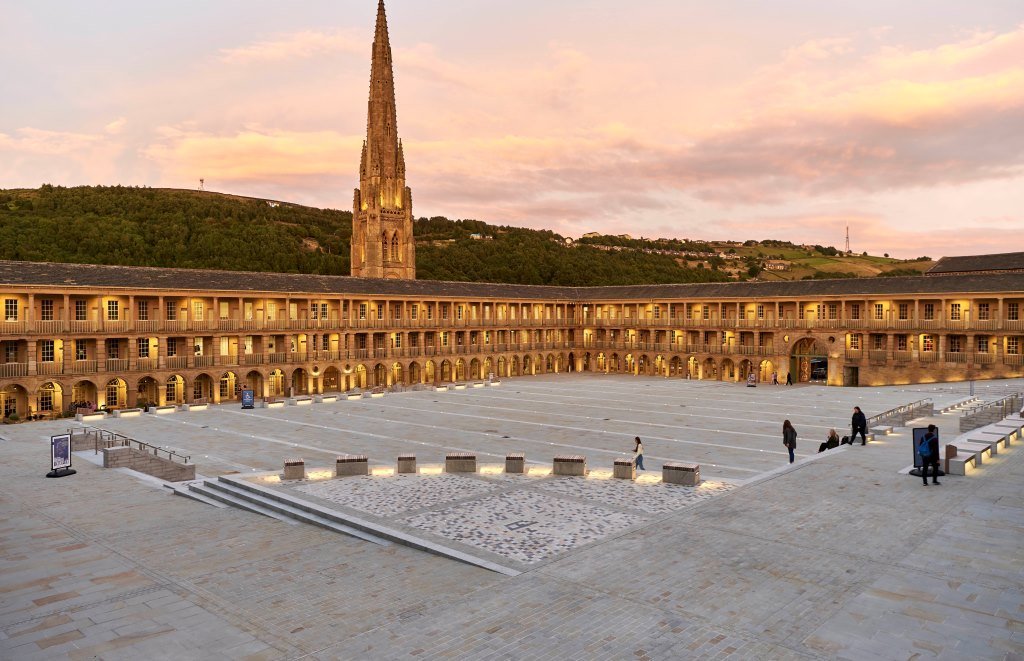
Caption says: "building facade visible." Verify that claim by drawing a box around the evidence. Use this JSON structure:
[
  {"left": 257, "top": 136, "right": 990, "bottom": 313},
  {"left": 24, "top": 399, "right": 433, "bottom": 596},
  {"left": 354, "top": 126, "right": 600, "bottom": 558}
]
[{"left": 0, "top": 1, "right": 1021, "bottom": 419}]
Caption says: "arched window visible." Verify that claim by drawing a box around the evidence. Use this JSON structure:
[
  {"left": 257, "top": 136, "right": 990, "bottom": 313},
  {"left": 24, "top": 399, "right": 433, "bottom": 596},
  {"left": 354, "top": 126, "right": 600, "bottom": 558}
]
[
  {"left": 382, "top": 232, "right": 389, "bottom": 262},
  {"left": 391, "top": 234, "right": 400, "bottom": 262}
]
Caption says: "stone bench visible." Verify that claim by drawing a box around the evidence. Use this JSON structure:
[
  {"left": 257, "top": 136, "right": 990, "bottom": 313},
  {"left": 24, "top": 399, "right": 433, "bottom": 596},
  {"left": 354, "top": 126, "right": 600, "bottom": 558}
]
[
  {"left": 613, "top": 458, "right": 636, "bottom": 480},
  {"left": 488, "top": 381, "right": 501, "bottom": 387},
  {"left": 663, "top": 462, "right": 701, "bottom": 486},
  {"left": 472, "top": 382, "right": 485, "bottom": 388},
  {"left": 75, "top": 412, "right": 106, "bottom": 422},
  {"left": 315, "top": 395, "right": 339, "bottom": 404},
  {"left": 445, "top": 452, "right": 477, "bottom": 473},
  {"left": 434, "top": 386, "right": 448, "bottom": 392},
  {"left": 553, "top": 455, "right": 586, "bottom": 476},
  {"left": 180, "top": 403, "right": 208, "bottom": 412},
  {"left": 949, "top": 441, "right": 992, "bottom": 466},
  {"left": 453, "top": 384, "right": 467, "bottom": 391},
  {"left": 505, "top": 452, "right": 525, "bottom": 474},
  {"left": 148, "top": 405, "right": 177, "bottom": 415},
  {"left": 397, "top": 454, "right": 417, "bottom": 474},
  {"left": 870, "top": 426, "right": 893, "bottom": 436},
  {"left": 347, "top": 393, "right": 365, "bottom": 400},
  {"left": 261, "top": 400, "right": 285, "bottom": 409},
  {"left": 944, "top": 446, "right": 976, "bottom": 476},
  {"left": 336, "top": 455, "right": 368, "bottom": 477},
  {"left": 113, "top": 408, "right": 143, "bottom": 418},
  {"left": 287, "top": 396, "right": 313, "bottom": 406},
  {"left": 964, "top": 434, "right": 1003, "bottom": 455},
  {"left": 283, "top": 458, "right": 306, "bottom": 480},
  {"left": 990, "top": 421, "right": 1023, "bottom": 442}
]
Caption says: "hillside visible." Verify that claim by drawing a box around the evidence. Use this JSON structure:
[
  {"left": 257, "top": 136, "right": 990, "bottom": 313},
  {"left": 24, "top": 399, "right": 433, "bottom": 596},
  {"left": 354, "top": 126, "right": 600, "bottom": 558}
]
[{"left": 0, "top": 186, "right": 929, "bottom": 285}]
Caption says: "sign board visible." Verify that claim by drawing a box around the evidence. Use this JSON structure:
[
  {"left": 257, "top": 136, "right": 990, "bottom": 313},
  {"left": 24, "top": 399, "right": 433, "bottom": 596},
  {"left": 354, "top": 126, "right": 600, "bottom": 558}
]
[
  {"left": 746, "top": 373, "right": 757, "bottom": 387},
  {"left": 911, "top": 427, "right": 938, "bottom": 468},
  {"left": 241, "top": 389, "right": 255, "bottom": 409},
  {"left": 50, "top": 434, "right": 71, "bottom": 471}
]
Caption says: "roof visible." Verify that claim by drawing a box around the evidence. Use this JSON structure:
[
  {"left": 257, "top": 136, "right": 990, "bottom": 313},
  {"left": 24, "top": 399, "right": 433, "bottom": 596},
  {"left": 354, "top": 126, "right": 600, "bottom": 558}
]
[
  {"left": 0, "top": 260, "right": 1022, "bottom": 301},
  {"left": 927, "top": 252, "right": 1024, "bottom": 275}
]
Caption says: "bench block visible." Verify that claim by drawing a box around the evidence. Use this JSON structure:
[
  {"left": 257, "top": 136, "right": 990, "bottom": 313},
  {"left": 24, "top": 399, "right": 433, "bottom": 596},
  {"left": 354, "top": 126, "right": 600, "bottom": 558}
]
[
  {"left": 445, "top": 452, "right": 477, "bottom": 473},
  {"left": 283, "top": 459, "right": 306, "bottom": 481},
  {"left": 663, "top": 462, "right": 701, "bottom": 486},
  {"left": 315, "top": 395, "right": 339, "bottom": 404},
  {"left": 336, "top": 455, "right": 368, "bottom": 477},
  {"left": 505, "top": 453, "right": 525, "bottom": 474},
  {"left": 969, "top": 433, "right": 1006, "bottom": 453},
  {"left": 952, "top": 442, "right": 991, "bottom": 465},
  {"left": 613, "top": 459, "right": 636, "bottom": 480},
  {"left": 553, "top": 455, "right": 587, "bottom": 476},
  {"left": 114, "top": 409, "right": 142, "bottom": 418},
  {"left": 947, "top": 454, "right": 975, "bottom": 476},
  {"left": 397, "top": 454, "right": 417, "bottom": 474},
  {"left": 870, "top": 426, "right": 893, "bottom": 436}
]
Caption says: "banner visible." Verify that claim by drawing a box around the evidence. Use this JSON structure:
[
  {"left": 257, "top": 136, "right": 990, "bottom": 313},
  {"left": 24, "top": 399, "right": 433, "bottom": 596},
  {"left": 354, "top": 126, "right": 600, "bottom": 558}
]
[
  {"left": 911, "top": 427, "right": 938, "bottom": 468},
  {"left": 51, "top": 434, "right": 71, "bottom": 471},
  {"left": 241, "top": 389, "right": 255, "bottom": 409}
]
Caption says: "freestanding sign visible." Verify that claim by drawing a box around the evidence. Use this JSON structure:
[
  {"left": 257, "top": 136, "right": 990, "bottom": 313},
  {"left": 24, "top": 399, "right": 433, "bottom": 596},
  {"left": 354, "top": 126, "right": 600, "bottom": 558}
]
[
  {"left": 910, "top": 427, "right": 943, "bottom": 477},
  {"left": 241, "top": 389, "right": 255, "bottom": 409},
  {"left": 46, "top": 434, "right": 76, "bottom": 478}
]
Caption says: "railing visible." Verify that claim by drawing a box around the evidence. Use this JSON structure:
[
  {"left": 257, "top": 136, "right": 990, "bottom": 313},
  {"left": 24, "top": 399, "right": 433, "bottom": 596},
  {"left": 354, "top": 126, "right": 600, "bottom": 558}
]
[
  {"left": 78, "top": 427, "right": 191, "bottom": 464},
  {"left": 0, "top": 362, "right": 29, "bottom": 377},
  {"left": 960, "top": 393, "right": 1023, "bottom": 432},
  {"left": 167, "top": 356, "right": 189, "bottom": 369},
  {"left": 105, "top": 358, "right": 129, "bottom": 371},
  {"left": 37, "top": 361, "right": 64, "bottom": 375},
  {"left": 867, "top": 398, "right": 933, "bottom": 427},
  {"left": 70, "top": 359, "right": 98, "bottom": 374}
]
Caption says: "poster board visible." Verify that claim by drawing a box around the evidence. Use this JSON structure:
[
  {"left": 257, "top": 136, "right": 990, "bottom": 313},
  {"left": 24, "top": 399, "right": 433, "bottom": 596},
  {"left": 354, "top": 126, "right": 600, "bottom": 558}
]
[
  {"left": 50, "top": 434, "right": 71, "bottom": 471},
  {"left": 241, "top": 389, "right": 255, "bottom": 409}
]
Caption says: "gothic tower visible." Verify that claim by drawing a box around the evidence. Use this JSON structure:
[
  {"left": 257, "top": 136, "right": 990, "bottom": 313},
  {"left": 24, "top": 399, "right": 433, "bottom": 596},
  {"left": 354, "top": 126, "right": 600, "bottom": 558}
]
[{"left": 351, "top": 0, "right": 416, "bottom": 279}]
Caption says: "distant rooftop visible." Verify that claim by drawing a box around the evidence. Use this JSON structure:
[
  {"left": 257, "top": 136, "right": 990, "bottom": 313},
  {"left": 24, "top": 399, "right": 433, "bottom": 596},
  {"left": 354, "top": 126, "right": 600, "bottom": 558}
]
[{"left": 927, "top": 252, "right": 1024, "bottom": 276}]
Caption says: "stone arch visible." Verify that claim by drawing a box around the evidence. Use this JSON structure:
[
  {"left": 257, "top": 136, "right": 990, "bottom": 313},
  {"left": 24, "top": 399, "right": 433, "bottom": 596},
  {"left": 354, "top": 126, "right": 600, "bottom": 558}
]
[
  {"left": 391, "top": 362, "right": 403, "bottom": 385},
  {"left": 701, "top": 358, "right": 718, "bottom": 380},
  {"left": 470, "top": 358, "right": 481, "bottom": 380},
  {"left": 409, "top": 361, "right": 422, "bottom": 384},
  {"left": 221, "top": 371, "right": 241, "bottom": 400},
  {"left": 454, "top": 359, "right": 466, "bottom": 381},
  {"left": 669, "top": 356, "right": 683, "bottom": 377},
  {"left": 1, "top": 383, "right": 29, "bottom": 419},
  {"left": 759, "top": 359, "right": 776, "bottom": 383},
  {"left": 137, "top": 376, "right": 159, "bottom": 407},
  {"left": 70, "top": 380, "right": 98, "bottom": 411},
  {"left": 425, "top": 360, "right": 436, "bottom": 384},
  {"left": 267, "top": 370, "right": 285, "bottom": 397},
  {"left": 321, "top": 367, "right": 339, "bottom": 393},
  {"left": 354, "top": 364, "right": 368, "bottom": 389},
  {"left": 738, "top": 359, "right": 754, "bottom": 381},
  {"left": 440, "top": 360, "right": 453, "bottom": 382},
  {"left": 522, "top": 354, "right": 532, "bottom": 375},
  {"left": 165, "top": 375, "right": 186, "bottom": 405},
  {"left": 790, "top": 337, "right": 830, "bottom": 384},
  {"left": 721, "top": 358, "right": 736, "bottom": 381},
  {"left": 687, "top": 356, "right": 700, "bottom": 379},
  {"left": 483, "top": 357, "right": 493, "bottom": 379},
  {"left": 372, "top": 363, "right": 387, "bottom": 387},
  {"left": 35, "top": 381, "right": 63, "bottom": 415},
  {"left": 391, "top": 233, "right": 401, "bottom": 262},
  {"left": 103, "top": 377, "right": 127, "bottom": 409},
  {"left": 497, "top": 356, "right": 507, "bottom": 378}
]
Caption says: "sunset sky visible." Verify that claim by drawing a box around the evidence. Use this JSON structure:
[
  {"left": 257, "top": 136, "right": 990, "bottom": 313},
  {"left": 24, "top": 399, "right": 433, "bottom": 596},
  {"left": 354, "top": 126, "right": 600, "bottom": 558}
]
[{"left": 2, "top": 1, "right": 1023, "bottom": 258}]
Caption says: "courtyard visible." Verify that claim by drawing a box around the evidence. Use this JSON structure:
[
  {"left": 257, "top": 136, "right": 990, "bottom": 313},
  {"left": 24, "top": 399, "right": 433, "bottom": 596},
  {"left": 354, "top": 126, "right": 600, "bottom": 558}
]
[{"left": 0, "top": 375, "right": 1022, "bottom": 659}]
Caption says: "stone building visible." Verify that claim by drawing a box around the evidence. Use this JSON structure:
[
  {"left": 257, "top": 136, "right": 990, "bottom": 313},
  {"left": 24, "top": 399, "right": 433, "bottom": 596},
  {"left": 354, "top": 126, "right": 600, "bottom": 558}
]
[{"left": 0, "top": 0, "right": 1021, "bottom": 419}]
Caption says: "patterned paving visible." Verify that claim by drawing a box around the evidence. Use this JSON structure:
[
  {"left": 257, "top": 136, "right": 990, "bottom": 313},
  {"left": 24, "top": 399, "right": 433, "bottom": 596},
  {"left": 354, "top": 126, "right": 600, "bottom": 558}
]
[
  {"left": 536, "top": 476, "right": 734, "bottom": 514},
  {"left": 403, "top": 489, "right": 637, "bottom": 564},
  {"left": 294, "top": 473, "right": 498, "bottom": 516}
]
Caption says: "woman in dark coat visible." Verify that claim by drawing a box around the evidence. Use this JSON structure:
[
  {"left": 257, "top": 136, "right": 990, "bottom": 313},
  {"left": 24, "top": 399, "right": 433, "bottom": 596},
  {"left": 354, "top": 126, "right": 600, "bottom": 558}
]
[{"left": 782, "top": 420, "right": 797, "bottom": 464}]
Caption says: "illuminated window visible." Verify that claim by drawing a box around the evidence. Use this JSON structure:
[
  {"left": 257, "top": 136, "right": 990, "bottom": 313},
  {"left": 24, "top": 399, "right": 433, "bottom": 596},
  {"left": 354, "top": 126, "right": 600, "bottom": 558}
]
[
  {"left": 653, "top": 306, "right": 661, "bottom": 320},
  {"left": 75, "top": 340, "right": 87, "bottom": 361},
  {"left": 192, "top": 301, "right": 204, "bottom": 321},
  {"left": 441, "top": 332, "right": 449, "bottom": 347},
  {"left": 107, "top": 300, "right": 119, "bottom": 321},
  {"left": 4, "top": 299, "right": 17, "bottom": 321},
  {"left": 40, "top": 340, "right": 54, "bottom": 362},
  {"left": 106, "top": 380, "right": 120, "bottom": 407},
  {"left": 1008, "top": 337, "right": 1020, "bottom": 354},
  {"left": 874, "top": 304, "right": 884, "bottom": 320},
  {"left": 976, "top": 336, "right": 989, "bottom": 353},
  {"left": 393, "top": 334, "right": 401, "bottom": 349},
  {"left": 359, "top": 303, "right": 367, "bottom": 320},
  {"left": 756, "top": 305, "right": 764, "bottom": 319},
  {"left": 138, "top": 300, "right": 148, "bottom": 321},
  {"left": 950, "top": 303, "right": 961, "bottom": 321},
  {"left": 828, "top": 304, "right": 837, "bottom": 320},
  {"left": 165, "top": 300, "right": 177, "bottom": 321},
  {"left": 38, "top": 386, "right": 53, "bottom": 412},
  {"left": 898, "top": 303, "right": 908, "bottom": 321},
  {"left": 921, "top": 335, "right": 934, "bottom": 352},
  {"left": 137, "top": 338, "right": 150, "bottom": 359},
  {"left": 40, "top": 299, "right": 54, "bottom": 321},
  {"left": 457, "top": 305, "right": 464, "bottom": 320},
  {"left": 76, "top": 300, "right": 87, "bottom": 321}
]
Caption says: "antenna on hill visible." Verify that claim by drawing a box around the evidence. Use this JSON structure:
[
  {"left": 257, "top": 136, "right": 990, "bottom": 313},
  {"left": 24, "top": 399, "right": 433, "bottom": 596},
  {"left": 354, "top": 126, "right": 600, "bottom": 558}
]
[
  {"left": 198, "top": 178, "right": 205, "bottom": 192},
  {"left": 845, "top": 226, "right": 850, "bottom": 254}
]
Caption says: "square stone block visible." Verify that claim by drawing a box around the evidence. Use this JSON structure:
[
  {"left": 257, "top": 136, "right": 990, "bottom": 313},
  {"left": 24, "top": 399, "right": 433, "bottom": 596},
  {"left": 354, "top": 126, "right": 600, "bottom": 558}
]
[
  {"left": 553, "top": 455, "right": 586, "bottom": 476},
  {"left": 336, "top": 455, "right": 369, "bottom": 477},
  {"left": 397, "top": 454, "right": 417, "bottom": 474},
  {"left": 663, "top": 462, "right": 700, "bottom": 486},
  {"left": 445, "top": 452, "right": 477, "bottom": 473},
  {"left": 613, "top": 459, "right": 636, "bottom": 480},
  {"left": 505, "top": 453, "right": 525, "bottom": 474},
  {"left": 283, "top": 459, "right": 306, "bottom": 481}
]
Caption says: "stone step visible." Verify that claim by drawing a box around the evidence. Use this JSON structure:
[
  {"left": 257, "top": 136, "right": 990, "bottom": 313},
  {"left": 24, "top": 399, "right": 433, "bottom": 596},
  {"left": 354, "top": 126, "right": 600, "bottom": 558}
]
[
  {"left": 189, "top": 481, "right": 300, "bottom": 524},
  {"left": 165, "top": 482, "right": 227, "bottom": 509}
]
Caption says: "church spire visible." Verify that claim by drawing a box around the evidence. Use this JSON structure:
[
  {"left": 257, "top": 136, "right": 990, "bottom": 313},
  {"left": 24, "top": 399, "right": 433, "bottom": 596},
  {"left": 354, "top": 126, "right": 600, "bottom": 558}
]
[{"left": 351, "top": 0, "right": 416, "bottom": 279}]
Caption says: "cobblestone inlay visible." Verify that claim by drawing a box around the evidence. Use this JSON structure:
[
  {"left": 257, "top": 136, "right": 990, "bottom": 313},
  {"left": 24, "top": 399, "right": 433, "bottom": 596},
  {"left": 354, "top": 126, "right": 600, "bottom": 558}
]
[
  {"left": 402, "top": 489, "right": 638, "bottom": 564},
  {"left": 536, "top": 476, "right": 735, "bottom": 513},
  {"left": 293, "top": 473, "right": 499, "bottom": 516}
]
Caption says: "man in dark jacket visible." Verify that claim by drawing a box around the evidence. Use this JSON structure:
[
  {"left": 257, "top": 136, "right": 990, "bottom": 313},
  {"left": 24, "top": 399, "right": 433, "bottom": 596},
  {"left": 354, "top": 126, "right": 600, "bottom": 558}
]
[
  {"left": 920, "top": 424, "right": 941, "bottom": 486},
  {"left": 851, "top": 406, "right": 868, "bottom": 445}
]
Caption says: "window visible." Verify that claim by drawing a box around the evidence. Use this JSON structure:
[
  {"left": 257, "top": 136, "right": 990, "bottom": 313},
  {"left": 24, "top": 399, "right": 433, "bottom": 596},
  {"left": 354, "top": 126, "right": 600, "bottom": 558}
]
[
  {"left": 4, "top": 342, "right": 16, "bottom": 363},
  {"left": 702, "top": 305, "right": 710, "bottom": 320},
  {"left": 137, "top": 338, "right": 150, "bottom": 359},
  {"left": 874, "top": 304, "right": 884, "bottom": 320},
  {"left": 321, "top": 303, "right": 328, "bottom": 320},
  {"left": 322, "top": 335, "right": 329, "bottom": 351},
  {"left": 950, "top": 303, "right": 961, "bottom": 321},
  {"left": 457, "top": 305, "right": 464, "bottom": 320},
  {"left": 138, "top": 300, "right": 149, "bottom": 321},
  {"left": 192, "top": 301, "right": 204, "bottom": 321},
  {"left": 653, "top": 306, "right": 661, "bottom": 320},
  {"left": 310, "top": 304, "right": 318, "bottom": 320},
  {"left": 949, "top": 336, "right": 963, "bottom": 353},
  {"left": 441, "top": 304, "right": 449, "bottom": 320},
  {"left": 870, "top": 335, "right": 883, "bottom": 350},
  {"left": 849, "top": 335, "right": 860, "bottom": 350},
  {"left": 4, "top": 299, "right": 17, "bottom": 321},
  {"left": 440, "top": 332, "right": 449, "bottom": 347},
  {"left": 167, "top": 338, "right": 177, "bottom": 357},
  {"left": 106, "top": 381, "right": 120, "bottom": 407},
  {"left": 923, "top": 304, "right": 935, "bottom": 321},
  {"left": 898, "top": 303, "right": 908, "bottom": 321},
  {"left": 393, "top": 334, "right": 401, "bottom": 349},
  {"left": 40, "top": 299, "right": 54, "bottom": 321},
  {"left": 976, "top": 336, "right": 989, "bottom": 353},
  {"left": 921, "top": 335, "right": 934, "bottom": 352},
  {"left": 75, "top": 340, "right": 87, "bottom": 361},
  {"left": 427, "top": 305, "right": 434, "bottom": 320},
  {"left": 359, "top": 303, "right": 367, "bottom": 320},
  {"left": 817, "top": 305, "right": 825, "bottom": 320},
  {"left": 107, "top": 300, "right": 119, "bottom": 321},
  {"left": 38, "top": 387, "right": 53, "bottom": 412},
  {"left": 1007, "top": 302, "right": 1019, "bottom": 321},
  {"left": 828, "top": 304, "right": 837, "bottom": 320},
  {"left": 105, "top": 339, "right": 119, "bottom": 359},
  {"left": 376, "top": 304, "right": 384, "bottom": 320},
  {"left": 165, "top": 300, "right": 177, "bottom": 321},
  {"left": 394, "top": 305, "right": 401, "bottom": 320},
  {"left": 166, "top": 380, "right": 177, "bottom": 403},
  {"left": 485, "top": 331, "right": 491, "bottom": 345},
  {"left": 896, "top": 335, "right": 908, "bottom": 351},
  {"left": 1008, "top": 337, "right": 1020, "bottom": 355},
  {"left": 76, "top": 300, "right": 87, "bottom": 321},
  {"left": 978, "top": 303, "right": 990, "bottom": 321},
  {"left": 40, "top": 340, "right": 54, "bottom": 362},
  {"left": 850, "top": 304, "right": 861, "bottom": 320},
  {"left": 193, "top": 381, "right": 203, "bottom": 401},
  {"left": 411, "top": 306, "right": 418, "bottom": 320},
  {"left": 756, "top": 304, "right": 764, "bottom": 319}
]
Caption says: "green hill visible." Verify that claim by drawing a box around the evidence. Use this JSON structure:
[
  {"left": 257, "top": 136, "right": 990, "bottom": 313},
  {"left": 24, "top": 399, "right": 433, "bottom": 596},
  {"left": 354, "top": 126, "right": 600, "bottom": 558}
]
[{"left": 0, "top": 185, "right": 929, "bottom": 285}]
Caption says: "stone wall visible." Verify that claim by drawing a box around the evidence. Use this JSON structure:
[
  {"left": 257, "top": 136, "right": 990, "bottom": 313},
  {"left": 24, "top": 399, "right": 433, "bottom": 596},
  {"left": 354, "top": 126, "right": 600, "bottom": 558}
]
[{"left": 102, "top": 446, "right": 195, "bottom": 482}]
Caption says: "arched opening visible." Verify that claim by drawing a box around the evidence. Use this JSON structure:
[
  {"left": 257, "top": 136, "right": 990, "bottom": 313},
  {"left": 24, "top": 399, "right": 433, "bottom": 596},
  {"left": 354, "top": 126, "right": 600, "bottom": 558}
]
[
  {"left": 738, "top": 359, "right": 754, "bottom": 381},
  {"left": 391, "top": 234, "right": 400, "bottom": 262},
  {"left": 669, "top": 356, "right": 682, "bottom": 377},
  {"left": 193, "top": 373, "right": 214, "bottom": 401},
  {"left": 522, "top": 355, "right": 532, "bottom": 375},
  {"left": 267, "top": 370, "right": 285, "bottom": 397},
  {"left": 409, "top": 361, "right": 422, "bottom": 384},
  {"left": 70, "top": 380, "right": 98, "bottom": 412},
  {"left": 381, "top": 231, "right": 389, "bottom": 262},
  {"left": 596, "top": 352, "right": 605, "bottom": 371},
  {"left": 322, "top": 367, "right": 339, "bottom": 393},
  {"left": 454, "top": 359, "right": 466, "bottom": 381},
  {"left": 654, "top": 355, "right": 666, "bottom": 377},
  {"left": 567, "top": 352, "right": 576, "bottom": 372},
  {"left": 1, "top": 384, "right": 28, "bottom": 419},
  {"left": 470, "top": 358, "right": 481, "bottom": 380},
  {"left": 391, "top": 362, "right": 403, "bottom": 386},
  {"left": 165, "top": 375, "right": 185, "bottom": 405},
  {"left": 36, "top": 382, "right": 63, "bottom": 416},
  {"left": 759, "top": 360, "right": 776, "bottom": 383},
  {"left": 625, "top": 353, "right": 635, "bottom": 374},
  {"left": 609, "top": 353, "right": 620, "bottom": 372},
  {"left": 721, "top": 358, "right": 736, "bottom": 381},
  {"left": 510, "top": 355, "right": 520, "bottom": 376},
  {"left": 638, "top": 354, "right": 649, "bottom": 375},
  {"left": 137, "top": 376, "right": 159, "bottom": 408},
  {"left": 372, "top": 363, "right": 387, "bottom": 387},
  {"left": 425, "top": 360, "right": 436, "bottom": 384},
  {"left": 355, "top": 364, "right": 368, "bottom": 389},
  {"left": 791, "top": 338, "right": 830, "bottom": 384},
  {"left": 221, "top": 371, "right": 240, "bottom": 400},
  {"left": 497, "top": 356, "right": 507, "bottom": 378},
  {"left": 441, "top": 360, "right": 453, "bottom": 382},
  {"left": 701, "top": 358, "right": 718, "bottom": 380},
  {"left": 103, "top": 378, "right": 127, "bottom": 409},
  {"left": 687, "top": 356, "right": 700, "bottom": 379}
]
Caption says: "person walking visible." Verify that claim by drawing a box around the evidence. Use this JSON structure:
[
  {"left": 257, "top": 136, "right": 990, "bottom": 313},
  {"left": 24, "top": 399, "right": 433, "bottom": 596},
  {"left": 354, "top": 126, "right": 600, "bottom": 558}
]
[
  {"left": 782, "top": 420, "right": 797, "bottom": 464},
  {"left": 851, "top": 406, "right": 868, "bottom": 445},
  {"left": 918, "top": 424, "right": 940, "bottom": 486},
  {"left": 785, "top": 372, "right": 793, "bottom": 386},
  {"left": 633, "top": 436, "right": 646, "bottom": 471},
  {"left": 771, "top": 371, "right": 779, "bottom": 385}
]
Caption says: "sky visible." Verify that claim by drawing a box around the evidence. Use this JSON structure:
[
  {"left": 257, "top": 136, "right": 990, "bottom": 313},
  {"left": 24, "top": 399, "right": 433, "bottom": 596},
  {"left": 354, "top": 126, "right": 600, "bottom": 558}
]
[{"left": 2, "top": 0, "right": 1023, "bottom": 259}]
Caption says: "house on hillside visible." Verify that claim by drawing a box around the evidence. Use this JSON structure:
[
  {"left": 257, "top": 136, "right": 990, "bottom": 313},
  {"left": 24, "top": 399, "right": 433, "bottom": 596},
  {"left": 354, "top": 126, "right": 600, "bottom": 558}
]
[{"left": 764, "top": 260, "right": 790, "bottom": 272}]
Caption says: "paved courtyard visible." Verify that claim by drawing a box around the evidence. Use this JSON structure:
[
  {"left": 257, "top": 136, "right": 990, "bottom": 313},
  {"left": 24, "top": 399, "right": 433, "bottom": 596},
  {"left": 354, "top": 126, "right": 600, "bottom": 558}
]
[{"left": 1, "top": 374, "right": 1022, "bottom": 659}]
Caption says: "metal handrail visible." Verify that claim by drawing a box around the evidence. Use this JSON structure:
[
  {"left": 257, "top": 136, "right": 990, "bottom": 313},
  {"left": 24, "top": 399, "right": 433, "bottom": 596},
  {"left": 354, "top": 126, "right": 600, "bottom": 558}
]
[
  {"left": 866, "top": 398, "right": 933, "bottom": 426},
  {"left": 73, "top": 426, "right": 191, "bottom": 464}
]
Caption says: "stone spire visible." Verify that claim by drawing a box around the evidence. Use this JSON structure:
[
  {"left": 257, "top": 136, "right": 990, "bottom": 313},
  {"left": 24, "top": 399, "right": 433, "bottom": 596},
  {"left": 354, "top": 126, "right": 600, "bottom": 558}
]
[{"left": 351, "top": 0, "right": 415, "bottom": 279}]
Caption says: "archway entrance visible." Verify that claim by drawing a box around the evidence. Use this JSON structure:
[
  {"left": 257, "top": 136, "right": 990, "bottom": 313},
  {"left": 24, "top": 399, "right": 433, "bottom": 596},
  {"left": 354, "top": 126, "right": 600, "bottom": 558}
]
[{"left": 790, "top": 338, "right": 829, "bottom": 384}]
